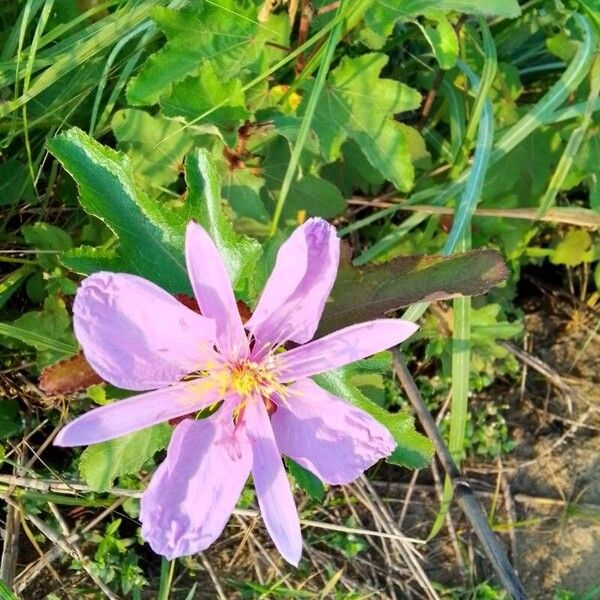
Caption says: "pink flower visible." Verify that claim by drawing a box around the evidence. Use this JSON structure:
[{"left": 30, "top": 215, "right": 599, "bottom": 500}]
[{"left": 55, "top": 219, "right": 417, "bottom": 565}]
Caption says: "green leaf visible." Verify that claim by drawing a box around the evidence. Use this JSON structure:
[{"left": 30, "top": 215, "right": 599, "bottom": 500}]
[
  {"left": 60, "top": 246, "right": 126, "bottom": 276},
  {"left": 314, "top": 371, "right": 433, "bottom": 470},
  {"left": 222, "top": 167, "right": 268, "bottom": 224},
  {"left": 286, "top": 175, "right": 346, "bottom": 219},
  {"left": 0, "top": 265, "right": 34, "bottom": 311},
  {"left": 184, "top": 148, "right": 261, "bottom": 286},
  {"left": 285, "top": 458, "right": 325, "bottom": 501},
  {"left": 112, "top": 109, "right": 199, "bottom": 191},
  {"left": 550, "top": 229, "right": 593, "bottom": 266},
  {"left": 47, "top": 127, "right": 190, "bottom": 293},
  {"left": 79, "top": 423, "right": 172, "bottom": 492},
  {"left": 423, "top": 13, "right": 459, "bottom": 70},
  {"left": 161, "top": 62, "right": 248, "bottom": 140},
  {"left": 0, "top": 577, "right": 20, "bottom": 600},
  {"left": 22, "top": 222, "right": 72, "bottom": 269},
  {"left": 317, "top": 248, "right": 509, "bottom": 337},
  {"left": 303, "top": 53, "right": 422, "bottom": 191},
  {"left": 0, "top": 398, "right": 23, "bottom": 440},
  {"left": 366, "top": 0, "right": 520, "bottom": 36},
  {"left": 22, "top": 223, "right": 72, "bottom": 252},
  {"left": 0, "top": 159, "right": 36, "bottom": 206},
  {"left": 262, "top": 147, "right": 347, "bottom": 217},
  {"left": 0, "top": 296, "right": 77, "bottom": 360},
  {"left": 321, "top": 140, "right": 386, "bottom": 196},
  {"left": 127, "top": 3, "right": 287, "bottom": 106},
  {"left": 561, "top": 117, "right": 600, "bottom": 210},
  {"left": 482, "top": 128, "right": 563, "bottom": 207}
]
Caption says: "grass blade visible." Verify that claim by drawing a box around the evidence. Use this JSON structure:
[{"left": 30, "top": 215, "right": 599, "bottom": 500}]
[
  {"left": 0, "top": 322, "right": 78, "bottom": 355},
  {"left": 537, "top": 54, "right": 600, "bottom": 217},
  {"left": 269, "top": 0, "right": 348, "bottom": 234}
]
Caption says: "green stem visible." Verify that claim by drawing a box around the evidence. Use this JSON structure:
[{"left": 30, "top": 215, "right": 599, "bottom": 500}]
[{"left": 157, "top": 557, "right": 175, "bottom": 600}]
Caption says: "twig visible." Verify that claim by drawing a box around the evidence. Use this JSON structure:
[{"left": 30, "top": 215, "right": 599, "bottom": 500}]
[
  {"left": 397, "top": 469, "right": 419, "bottom": 529},
  {"left": 0, "top": 474, "right": 424, "bottom": 543},
  {"left": 199, "top": 554, "right": 228, "bottom": 600},
  {"left": 392, "top": 350, "right": 529, "bottom": 600},
  {"left": 346, "top": 198, "right": 600, "bottom": 229},
  {"left": 354, "top": 476, "right": 438, "bottom": 599},
  {"left": 501, "top": 341, "right": 576, "bottom": 414},
  {"left": 4, "top": 497, "right": 120, "bottom": 600},
  {"left": 0, "top": 448, "right": 24, "bottom": 587},
  {"left": 430, "top": 459, "right": 467, "bottom": 580},
  {"left": 0, "top": 480, "right": 21, "bottom": 587},
  {"left": 14, "top": 497, "right": 126, "bottom": 594}
]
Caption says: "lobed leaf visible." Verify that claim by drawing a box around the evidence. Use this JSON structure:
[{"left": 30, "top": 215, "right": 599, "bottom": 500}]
[{"left": 303, "top": 53, "right": 422, "bottom": 191}]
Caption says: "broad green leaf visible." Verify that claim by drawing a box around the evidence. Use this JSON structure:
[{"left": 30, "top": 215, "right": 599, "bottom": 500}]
[
  {"left": 314, "top": 371, "right": 434, "bottom": 470},
  {"left": 22, "top": 223, "right": 72, "bottom": 251},
  {"left": 317, "top": 248, "right": 509, "bottom": 337},
  {"left": 0, "top": 296, "right": 77, "bottom": 361},
  {"left": 321, "top": 140, "right": 386, "bottom": 196},
  {"left": 285, "top": 175, "right": 346, "bottom": 219},
  {"left": 60, "top": 246, "right": 126, "bottom": 276},
  {"left": 0, "top": 398, "right": 23, "bottom": 440},
  {"left": 184, "top": 148, "right": 261, "bottom": 286},
  {"left": 161, "top": 62, "right": 248, "bottom": 140},
  {"left": 127, "top": 3, "right": 288, "bottom": 106},
  {"left": 0, "top": 159, "right": 36, "bottom": 206},
  {"left": 285, "top": 458, "right": 325, "bottom": 501},
  {"left": 222, "top": 167, "right": 269, "bottom": 223},
  {"left": 47, "top": 127, "right": 190, "bottom": 293},
  {"left": 112, "top": 109, "right": 199, "bottom": 191},
  {"left": 22, "top": 222, "right": 72, "bottom": 269},
  {"left": 366, "top": 0, "right": 521, "bottom": 36},
  {"left": 424, "top": 13, "right": 459, "bottom": 69},
  {"left": 482, "top": 128, "right": 562, "bottom": 206},
  {"left": 262, "top": 160, "right": 347, "bottom": 219},
  {"left": 550, "top": 229, "right": 593, "bottom": 266},
  {"left": 302, "top": 53, "right": 422, "bottom": 191},
  {"left": 79, "top": 423, "right": 171, "bottom": 492}
]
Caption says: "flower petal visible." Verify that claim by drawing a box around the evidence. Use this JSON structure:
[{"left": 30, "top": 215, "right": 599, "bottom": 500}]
[
  {"left": 185, "top": 221, "right": 247, "bottom": 360},
  {"left": 272, "top": 379, "right": 395, "bottom": 484},
  {"left": 54, "top": 379, "right": 227, "bottom": 447},
  {"left": 140, "top": 409, "right": 251, "bottom": 560},
  {"left": 276, "top": 320, "right": 418, "bottom": 382},
  {"left": 74, "top": 272, "right": 216, "bottom": 391},
  {"left": 246, "top": 218, "right": 339, "bottom": 352},
  {"left": 244, "top": 398, "right": 302, "bottom": 566}
]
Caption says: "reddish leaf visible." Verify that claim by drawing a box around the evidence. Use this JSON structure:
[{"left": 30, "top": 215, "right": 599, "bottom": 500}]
[{"left": 39, "top": 352, "right": 103, "bottom": 396}]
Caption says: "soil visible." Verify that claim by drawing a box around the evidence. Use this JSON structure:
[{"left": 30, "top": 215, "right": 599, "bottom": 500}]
[{"left": 509, "top": 291, "right": 600, "bottom": 598}]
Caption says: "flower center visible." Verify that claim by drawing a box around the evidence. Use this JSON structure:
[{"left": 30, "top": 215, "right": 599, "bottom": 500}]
[{"left": 229, "top": 361, "right": 270, "bottom": 397}]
